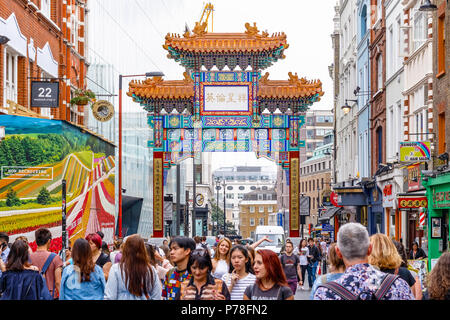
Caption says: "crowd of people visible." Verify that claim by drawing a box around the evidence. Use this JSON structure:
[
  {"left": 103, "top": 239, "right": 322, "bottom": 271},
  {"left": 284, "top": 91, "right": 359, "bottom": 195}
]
[{"left": 0, "top": 223, "right": 448, "bottom": 300}]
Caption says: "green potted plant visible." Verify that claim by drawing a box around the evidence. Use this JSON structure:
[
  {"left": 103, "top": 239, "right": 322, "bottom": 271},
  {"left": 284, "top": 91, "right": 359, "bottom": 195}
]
[{"left": 70, "top": 89, "right": 96, "bottom": 106}]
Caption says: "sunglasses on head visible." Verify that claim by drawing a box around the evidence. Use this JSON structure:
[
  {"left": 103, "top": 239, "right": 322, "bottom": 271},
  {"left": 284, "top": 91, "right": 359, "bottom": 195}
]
[{"left": 192, "top": 249, "right": 209, "bottom": 257}]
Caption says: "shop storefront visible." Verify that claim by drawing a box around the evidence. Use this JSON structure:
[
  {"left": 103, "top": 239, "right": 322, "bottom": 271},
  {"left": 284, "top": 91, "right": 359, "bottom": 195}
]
[
  {"left": 423, "top": 171, "right": 450, "bottom": 270},
  {"left": 334, "top": 186, "right": 368, "bottom": 230}
]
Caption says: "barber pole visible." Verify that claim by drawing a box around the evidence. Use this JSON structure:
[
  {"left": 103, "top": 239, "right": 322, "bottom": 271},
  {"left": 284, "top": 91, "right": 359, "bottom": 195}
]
[{"left": 419, "top": 207, "right": 426, "bottom": 228}]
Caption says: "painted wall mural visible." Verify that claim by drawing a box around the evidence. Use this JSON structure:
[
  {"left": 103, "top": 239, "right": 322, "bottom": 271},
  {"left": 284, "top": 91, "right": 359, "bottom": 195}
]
[{"left": 0, "top": 115, "right": 115, "bottom": 252}]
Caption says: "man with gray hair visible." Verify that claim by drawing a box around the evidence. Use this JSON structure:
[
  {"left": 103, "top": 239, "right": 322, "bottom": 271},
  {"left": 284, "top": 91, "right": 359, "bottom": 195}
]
[{"left": 313, "top": 223, "right": 414, "bottom": 300}]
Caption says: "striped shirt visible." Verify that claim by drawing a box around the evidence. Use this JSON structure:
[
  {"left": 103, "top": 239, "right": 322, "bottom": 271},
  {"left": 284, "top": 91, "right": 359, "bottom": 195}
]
[{"left": 222, "top": 272, "right": 256, "bottom": 300}]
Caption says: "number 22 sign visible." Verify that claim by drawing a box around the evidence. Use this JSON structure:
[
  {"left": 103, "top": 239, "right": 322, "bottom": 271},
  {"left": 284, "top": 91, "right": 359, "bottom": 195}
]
[{"left": 31, "top": 81, "right": 59, "bottom": 108}]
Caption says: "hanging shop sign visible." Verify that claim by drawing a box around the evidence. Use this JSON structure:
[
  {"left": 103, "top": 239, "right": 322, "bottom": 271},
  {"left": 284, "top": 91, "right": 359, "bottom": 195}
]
[
  {"left": 92, "top": 100, "right": 114, "bottom": 122},
  {"left": 400, "top": 141, "right": 431, "bottom": 162},
  {"left": 406, "top": 163, "right": 424, "bottom": 192},
  {"left": 398, "top": 196, "right": 428, "bottom": 209},
  {"left": 30, "top": 81, "right": 59, "bottom": 108},
  {"left": 383, "top": 184, "right": 395, "bottom": 208},
  {"left": 330, "top": 191, "right": 343, "bottom": 207}
]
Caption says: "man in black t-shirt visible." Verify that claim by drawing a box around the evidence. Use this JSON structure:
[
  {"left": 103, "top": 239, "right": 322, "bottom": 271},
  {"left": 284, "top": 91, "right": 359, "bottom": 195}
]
[{"left": 279, "top": 240, "right": 301, "bottom": 295}]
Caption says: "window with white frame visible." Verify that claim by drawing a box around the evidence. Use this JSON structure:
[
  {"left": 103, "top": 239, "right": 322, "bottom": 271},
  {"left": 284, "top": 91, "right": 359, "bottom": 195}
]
[
  {"left": 413, "top": 9, "right": 427, "bottom": 52},
  {"left": 259, "top": 206, "right": 264, "bottom": 213},
  {"left": 258, "top": 218, "right": 265, "bottom": 226},
  {"left": 387, "top": 25, "right": 394, "bottom": 78},
  {"left": 250, "top": 206, "right": 255, "bottom": 213},
  {"left": 250, "top": 218, "right": 255, "bottom": 226},
  {"left": 5, "top": 51, "right": 18, "bottom": 103},
  {"left": 41, "top": 0, "right": 51, "bottom": 18},
  {"left": 268, "top": 206, "right": 273, "bottom": 213},
  {"left": 377, "top": 55, "right": 383, "bottom": 91},
  {"left": 72, "top": 5, "right": 80, "bottom": 50}
]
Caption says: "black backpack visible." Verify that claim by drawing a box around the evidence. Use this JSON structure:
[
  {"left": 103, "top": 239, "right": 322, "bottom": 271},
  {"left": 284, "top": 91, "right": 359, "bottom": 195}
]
[{"left": 317, "top": 273, "right": 399, "bottom": 300}]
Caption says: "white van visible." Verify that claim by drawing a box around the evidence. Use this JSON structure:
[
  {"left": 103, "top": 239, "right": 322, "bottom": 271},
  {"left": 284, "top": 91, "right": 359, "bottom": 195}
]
[{"left": 254, "top": 226, "right": 285, "bottom": 254}]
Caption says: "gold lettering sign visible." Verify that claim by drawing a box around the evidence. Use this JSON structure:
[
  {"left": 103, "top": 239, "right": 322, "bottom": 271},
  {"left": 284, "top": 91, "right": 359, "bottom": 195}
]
[
  {"left": 290, "top": 157, "right": 299, "bottom": 230},
  {"left": 153, "top": 157, "right": 163, "bottom": 231}
]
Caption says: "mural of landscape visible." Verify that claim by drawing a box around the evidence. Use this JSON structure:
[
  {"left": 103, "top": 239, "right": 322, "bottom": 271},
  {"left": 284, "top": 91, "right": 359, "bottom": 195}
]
[{"left": 0, "top": 115, "right": 115, "bottom": 252}]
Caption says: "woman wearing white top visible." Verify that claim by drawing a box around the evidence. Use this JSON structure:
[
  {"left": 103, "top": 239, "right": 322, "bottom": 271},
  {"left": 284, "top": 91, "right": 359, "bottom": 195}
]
[
  {"left": 298, "top": 239, "right": 309, "bottom": 290},
  {"left": 222, "top": 245, "right": 256, "bottom": 300},
  {"left": 212, "top": 237, "right": 232, "bottom": 280}
]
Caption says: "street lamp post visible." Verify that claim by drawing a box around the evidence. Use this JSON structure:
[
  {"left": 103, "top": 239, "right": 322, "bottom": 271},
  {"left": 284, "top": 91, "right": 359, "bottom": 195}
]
[
  {"left": 215, "top": 177, "right": 220, "bottom": 235},
  {"left": 222, "top": 179, "right": 226, "bottom": 237},
  {"left": 118, "top": 71, "right": 164, "bottom": 237}
]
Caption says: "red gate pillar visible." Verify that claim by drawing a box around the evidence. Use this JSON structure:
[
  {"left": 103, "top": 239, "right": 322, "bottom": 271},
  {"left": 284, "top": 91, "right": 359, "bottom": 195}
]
[
  {"left": 153, "top": 151, "right": 164, "bottom": 237},
  {"left": 289, "top": 151, "right": 300, "bottom": 237}
]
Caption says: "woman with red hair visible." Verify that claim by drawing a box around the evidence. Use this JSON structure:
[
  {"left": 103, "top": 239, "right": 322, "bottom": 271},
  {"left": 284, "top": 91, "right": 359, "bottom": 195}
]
[
  {"left": 244, "top": 249, "right": 294, "bottom": 300},
  {"left": 86, "top": 233, "right": 112, "bottom": 281}
]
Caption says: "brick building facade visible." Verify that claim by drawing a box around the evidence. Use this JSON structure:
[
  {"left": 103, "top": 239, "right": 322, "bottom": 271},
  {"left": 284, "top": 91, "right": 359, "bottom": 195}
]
[
  {"left": 0, "top": 0, "right": 87, "bottom": 125},
  {"left": 370, "top": 0, "right": 387, "bottom": 175},
  {"left": 433, "top": 0, "right": 449, "bottom": 157}
]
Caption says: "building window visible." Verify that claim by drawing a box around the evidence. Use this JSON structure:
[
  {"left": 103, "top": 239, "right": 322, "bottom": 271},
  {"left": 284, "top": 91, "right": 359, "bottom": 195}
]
[
  {"left": 377, "top": 127, "right": 383, "bottom": 165},
  {"left": 377, "top": 55, "right": 383, "bottom": 91},
  {"left": 268, "top": 206, "right": 273, "bottom": 213},
  {"left": 5, "top": 51, "right": 18, "bottom": 103},
  {"left": 238, "top": 186, "right": 245, "bottom": 190},
  {"left": 437, "top": 12, "right": 446, "bottom": 75},
  {"left": 250, "top": 206, "right": 255, "bottom": 213},
  {"left": 257, "top": 194, "right": 263, "bottom": 200},
  {"left": 413, "top": 9, "right": 427, "bottom": 51},
  {"left": 227, "top": 186, "right": 233, "bottom": 190},
  {"left": 259, "top": 218, "right": 265, "bottom": 226},
  {"left": 259, "top": 206, "right": 264, "bottom": 213},
  {"left": 250, "top": 218, "right": 255, "bottom": 226},
  {"left": 438, "top": 112, "right": 446, "bottom": 153},
  {"left": 41, "top": 0, "right": 51, "bottom": 18},
  {"left": 360, "top": 5, "right": 367, "bottom": 39},
  {"left": 250, "top": 186, "right": 256, "bottom": 190}
]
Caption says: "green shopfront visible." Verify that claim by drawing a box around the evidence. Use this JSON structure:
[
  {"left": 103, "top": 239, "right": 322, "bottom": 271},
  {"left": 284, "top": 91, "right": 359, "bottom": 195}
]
[{"left": 423, "top": 171, "right": 450, "bottom": 270}]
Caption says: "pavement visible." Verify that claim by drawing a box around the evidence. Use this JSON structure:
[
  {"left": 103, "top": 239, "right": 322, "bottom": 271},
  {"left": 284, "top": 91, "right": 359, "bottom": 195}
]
[{"left": 294, "top": 286, "right": 313, "bottom": 300}]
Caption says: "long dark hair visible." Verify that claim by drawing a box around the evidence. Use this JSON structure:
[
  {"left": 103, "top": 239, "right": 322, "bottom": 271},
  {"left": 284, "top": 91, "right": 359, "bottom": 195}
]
[
  {"left": 145, "top": 243, "right": 157, "bottom": 266},
  {"left": 229, "top": 245, "right": 253, "bottom": 274},
  {"left": 393, "top": 240, "right": 408, "bottom": 268},
  {"left": 120, "top": 234, "right": 154, "bottom": 297},
  {"left": 72, "top": 238, "right": 95, "bottom": 282},
  {"left": 6, "top": 239, "right": 31, "bottom": 271}
]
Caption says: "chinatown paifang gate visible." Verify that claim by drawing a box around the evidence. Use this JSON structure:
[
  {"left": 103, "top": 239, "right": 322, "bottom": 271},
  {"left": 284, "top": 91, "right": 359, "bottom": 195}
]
[{"left": 127, "top": 22, "right": 324, "bottom": 237}]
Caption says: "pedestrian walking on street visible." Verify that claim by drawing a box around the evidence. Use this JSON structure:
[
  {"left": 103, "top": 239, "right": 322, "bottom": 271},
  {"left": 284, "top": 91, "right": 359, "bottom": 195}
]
[
  {"left": 279, "top": 239, "right": 301, "bottom": 295},
  {"left": 0, "top": 239, "right": 52, "bottom": 300},
  {"left": 222, "top": 245, "right": 256, "bottom": 300},
  {"left": 393, "top": 240, "right": 423, "bottom": 300},
  {"left": 212, "top": 237, "right": 232, "bottom": 280},
  {"left": 422, "top": 252, "right": 450, "bottom": 300},
  {"left": 146, "top": 243, "right": 173, "bottom": 284},
  {"left": 409, "top": 241, "right": 427, "bottom": 260},
  {"left": 298, "top": 239, "right": 309, "bottom": 290},
  {"left": 310, "top": 243, "right": 345, "bottom": 299},
  {"left": 162, "top": 236, "right": 195, "bottom": 300},
  {"left": 306, "top": 238, "right": 321, "bottom": 288},
  {"left": 29, "top": 228, "right": 63, "bottom": 299},
  {"left": 178, "top": 248, "right": 230, "bottom": 300},
  {"left": 109, "top": 238, "right": 123, "bottom": 265},
  {"left": 244, "top": 249, "right": 294, "bottom": 300},
  {"left": 313, "top": 223, "right": 414, "bottom": 300},
  {"left": 369, "top": 234, "right": 418, "bottom": 299},
  {"left": 104, "top": 234, "right": 161, "bottom": 300},
  {"left": 86, "top": 233, "right": 112, "bottom": 281},
  {"left": 320, "top": 237, "right": 328, "bottom": 274},
  {"left": 59, "top": 238, "right": 106, "bottom": 300}
]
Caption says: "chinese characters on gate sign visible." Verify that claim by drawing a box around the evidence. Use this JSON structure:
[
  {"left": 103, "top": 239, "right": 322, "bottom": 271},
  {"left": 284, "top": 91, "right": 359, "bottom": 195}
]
[{"left": 203, "top": 85, "right": 249, "bottom": 112}]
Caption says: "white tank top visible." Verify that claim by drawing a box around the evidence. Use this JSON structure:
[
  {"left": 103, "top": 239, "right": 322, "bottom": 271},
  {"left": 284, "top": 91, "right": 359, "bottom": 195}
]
[{"left": 213, "top": 259, "right": 229, "bottom": 279}]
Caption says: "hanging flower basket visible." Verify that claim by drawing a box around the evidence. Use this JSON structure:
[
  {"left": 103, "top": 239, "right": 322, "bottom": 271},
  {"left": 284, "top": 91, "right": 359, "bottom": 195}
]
[{"left": 70, "top": 89, "right": 96, "bottom": 106}]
